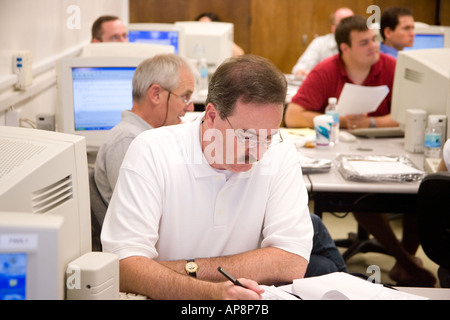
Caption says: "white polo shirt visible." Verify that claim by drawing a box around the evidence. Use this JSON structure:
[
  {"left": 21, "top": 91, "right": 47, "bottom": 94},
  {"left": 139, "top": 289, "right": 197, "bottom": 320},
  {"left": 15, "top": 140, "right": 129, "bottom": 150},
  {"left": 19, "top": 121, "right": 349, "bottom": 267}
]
[
  {"left": 101, "top": 114, "right": 313, "bottom": 262},
  {"left": 291, "top": 33, "right": 338, "bottom": 75},
  {"left": 444, "top": 139, "right": 450, "bottom": 170}
]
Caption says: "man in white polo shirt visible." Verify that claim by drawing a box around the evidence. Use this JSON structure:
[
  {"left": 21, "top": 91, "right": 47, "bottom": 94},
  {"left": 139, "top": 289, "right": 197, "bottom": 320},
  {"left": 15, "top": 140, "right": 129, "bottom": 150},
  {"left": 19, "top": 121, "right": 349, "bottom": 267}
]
[{"left": 101, "top": 55, "right": 314, "bottom": 299}]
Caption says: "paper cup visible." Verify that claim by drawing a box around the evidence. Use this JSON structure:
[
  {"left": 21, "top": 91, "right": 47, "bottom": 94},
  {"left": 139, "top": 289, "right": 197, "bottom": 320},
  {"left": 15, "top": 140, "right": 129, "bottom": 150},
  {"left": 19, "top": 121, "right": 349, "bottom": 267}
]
[{"left": 314, "top": 115, "right": 333, "bottom": 147}]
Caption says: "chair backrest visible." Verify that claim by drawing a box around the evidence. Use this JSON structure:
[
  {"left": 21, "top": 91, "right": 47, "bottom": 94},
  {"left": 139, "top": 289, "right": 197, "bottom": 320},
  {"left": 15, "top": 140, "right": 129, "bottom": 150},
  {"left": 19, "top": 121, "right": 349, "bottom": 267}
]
[
  {"left": 88, "top": 166, "right": 108, "bottom": 251},
  {"left": 416, "top": 172, "right": 450, "bottom": 269}
]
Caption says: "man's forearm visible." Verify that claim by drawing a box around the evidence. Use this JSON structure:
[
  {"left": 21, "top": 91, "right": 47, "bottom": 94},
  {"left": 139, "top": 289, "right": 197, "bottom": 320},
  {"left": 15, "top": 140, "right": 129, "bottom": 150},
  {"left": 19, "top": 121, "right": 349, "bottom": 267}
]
[
  {"left": 160, "top": 247, "right": 308, "bottom": 285},
  {"left": 284, "top": 103, "right": 319, "bottom": 128},
  {"left": 120, "top": 256, "right": 224, "bottom": 300}
]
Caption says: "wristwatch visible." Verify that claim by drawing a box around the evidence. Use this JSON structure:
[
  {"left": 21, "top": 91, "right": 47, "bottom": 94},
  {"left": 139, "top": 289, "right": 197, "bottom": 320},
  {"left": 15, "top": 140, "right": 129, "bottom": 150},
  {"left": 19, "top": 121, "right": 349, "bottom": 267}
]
[
  {"left": 369, "top": 117, "right": 377, "bottom": 128},
  {"left": 185, "top": 259, "right": 199, "bottom": 277}
]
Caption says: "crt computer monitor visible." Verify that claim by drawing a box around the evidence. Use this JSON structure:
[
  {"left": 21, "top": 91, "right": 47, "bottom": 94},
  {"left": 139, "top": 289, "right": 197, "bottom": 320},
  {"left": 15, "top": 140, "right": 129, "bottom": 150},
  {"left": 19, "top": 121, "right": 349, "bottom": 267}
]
[
  {"left": 128, "top": 23, "right": 185, "bottom": 56},
  {"left": 405, "top": 25, "right": 450, "bottom": 51},
  {"left": 174, "top": 21, "right": 233, "bottom": 70},
  {"left": 0, "top": 126, "right": 91, "bottom": 299},
  {"left": 57, "top": 56, "right": 144, "bottom": 149},
  {"left": 391, "top": 48, "right": 450, "bottom": 139},
  {"left": 0, "top": 212, "right": 64, "bottom": 300}
]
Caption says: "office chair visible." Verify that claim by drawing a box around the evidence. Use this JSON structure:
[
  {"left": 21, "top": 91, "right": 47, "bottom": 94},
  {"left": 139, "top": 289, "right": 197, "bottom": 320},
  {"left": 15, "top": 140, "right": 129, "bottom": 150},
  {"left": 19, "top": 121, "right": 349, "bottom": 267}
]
[
  {"left": 88, "top": 166, "right": 108, "bottom": 251},
  {"left": 416, "top": 172, "right": 450, "bottom": 288},
  {"left": 312, "top": 193, "right": 393, "bottom": 261}
]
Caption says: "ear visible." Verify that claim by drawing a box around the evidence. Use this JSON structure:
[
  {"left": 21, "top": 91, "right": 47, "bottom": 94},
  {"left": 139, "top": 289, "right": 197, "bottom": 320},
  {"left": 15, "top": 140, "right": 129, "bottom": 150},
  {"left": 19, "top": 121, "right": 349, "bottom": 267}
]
[
  {"left": 204, "top": 103, "right": 219, "bottom": 127},
  {"left": 147, "top": 84, "right": 164, "bottom": 104},
  {"left": 384, "top": 27, "right": 393, "bottom": 39},
  {"left": 339, "top": 42, "right": 350, "bottom": 54}
]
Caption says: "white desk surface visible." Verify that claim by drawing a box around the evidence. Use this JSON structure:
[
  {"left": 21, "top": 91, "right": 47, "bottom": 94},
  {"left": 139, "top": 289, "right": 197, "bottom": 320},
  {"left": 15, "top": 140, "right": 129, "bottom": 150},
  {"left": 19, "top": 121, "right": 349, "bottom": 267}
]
[
  {"left": 395, "top": 286, "right": 450, "bottom": 300},
  {"left": 300, "top": 137, "right": 423, "bottom": 194},
  {"left": 278, "top": 283, "right": 450, "bottom": 300}
]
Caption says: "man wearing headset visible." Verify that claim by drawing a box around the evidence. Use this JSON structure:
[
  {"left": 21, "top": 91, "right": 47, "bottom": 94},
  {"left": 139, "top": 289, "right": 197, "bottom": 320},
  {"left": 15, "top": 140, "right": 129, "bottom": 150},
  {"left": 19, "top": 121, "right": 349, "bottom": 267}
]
[{"left": 94, "top": 54, "right": 195, "bottom": 205}]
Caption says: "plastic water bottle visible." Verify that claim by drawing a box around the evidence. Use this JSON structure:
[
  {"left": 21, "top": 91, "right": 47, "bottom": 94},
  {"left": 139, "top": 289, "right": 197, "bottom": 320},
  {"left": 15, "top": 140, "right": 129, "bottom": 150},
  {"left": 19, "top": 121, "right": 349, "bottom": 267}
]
[
  {"left": 198, "top": 57, "right": 208, "bottom": 95},
  {"left": 424, "top": 115, "right": 443, "bottom": 161},
  {"left": 325, "top": 97, "right": 339, "bottom": 144}
]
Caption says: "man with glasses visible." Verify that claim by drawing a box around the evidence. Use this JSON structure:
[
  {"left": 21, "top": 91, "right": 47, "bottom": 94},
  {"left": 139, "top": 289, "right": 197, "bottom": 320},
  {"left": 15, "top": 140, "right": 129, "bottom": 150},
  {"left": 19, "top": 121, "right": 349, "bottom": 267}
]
[
  {"left": 94, "top": 54, "right": 195, "bottom": 205},
  {"left": 101, "top": 55, "right": 315, "bottom": 299}
]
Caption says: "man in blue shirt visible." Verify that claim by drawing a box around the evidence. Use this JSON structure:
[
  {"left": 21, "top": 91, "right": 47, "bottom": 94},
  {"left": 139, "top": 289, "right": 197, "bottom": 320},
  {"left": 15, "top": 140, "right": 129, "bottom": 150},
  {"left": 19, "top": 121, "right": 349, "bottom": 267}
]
[{"left": 380, "top": 7, "right": 415, "bottom": 58}]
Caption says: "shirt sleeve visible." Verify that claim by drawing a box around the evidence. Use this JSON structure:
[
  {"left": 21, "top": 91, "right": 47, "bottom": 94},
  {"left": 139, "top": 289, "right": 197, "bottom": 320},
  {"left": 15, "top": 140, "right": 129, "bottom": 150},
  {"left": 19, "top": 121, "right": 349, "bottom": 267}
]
[
  {"left": 292, "top": 37, "right": 325, "bottom": 74},
  {"left": 290, "top": 67, "right": 330, "bottom": 113},
  {"left": 260, "top": 143, "right": 313, "bottom": 261},
  {"left": 101, "top": 136, "right": 163, "bottom": 261},
  {"left": 444, "top": 139, "right": 450, "bottom": 170}
]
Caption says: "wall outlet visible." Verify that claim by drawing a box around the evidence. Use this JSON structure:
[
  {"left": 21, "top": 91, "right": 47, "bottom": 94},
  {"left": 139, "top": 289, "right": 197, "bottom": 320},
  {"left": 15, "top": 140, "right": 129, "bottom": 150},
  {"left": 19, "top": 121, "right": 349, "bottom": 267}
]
[
  {"left": 36, "top": 114, "right": 55, "bottom": 131},
  {"left": 13, "top": 50, "right": 33, "bottom": 90}
]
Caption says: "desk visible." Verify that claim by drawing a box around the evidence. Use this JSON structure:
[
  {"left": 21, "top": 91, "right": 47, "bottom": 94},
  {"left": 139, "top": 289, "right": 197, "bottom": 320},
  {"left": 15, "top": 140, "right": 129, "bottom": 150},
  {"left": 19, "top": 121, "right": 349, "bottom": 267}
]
[
  {"left": 299, "top": 137, "right": 423, "bottom": 216},
  {"left": 395, "top": 287, "right": 450, "bottom": 300},
  {"left": 298, "top": 135, "right": 425, "bottom": 259}
]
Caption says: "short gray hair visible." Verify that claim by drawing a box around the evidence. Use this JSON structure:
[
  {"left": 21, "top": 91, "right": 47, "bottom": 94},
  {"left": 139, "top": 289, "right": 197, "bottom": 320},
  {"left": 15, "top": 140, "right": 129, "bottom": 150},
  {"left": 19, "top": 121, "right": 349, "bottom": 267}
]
[{"left": 132, "top": 54, "right": 193, "bottom": 103}]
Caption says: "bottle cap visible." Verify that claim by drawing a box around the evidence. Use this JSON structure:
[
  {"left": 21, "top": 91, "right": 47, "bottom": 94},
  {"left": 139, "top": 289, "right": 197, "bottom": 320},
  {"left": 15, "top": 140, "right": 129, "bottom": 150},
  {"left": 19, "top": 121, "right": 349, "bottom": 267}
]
[{"left": 328, "top": 97, "right": 337, "bottom": 104}]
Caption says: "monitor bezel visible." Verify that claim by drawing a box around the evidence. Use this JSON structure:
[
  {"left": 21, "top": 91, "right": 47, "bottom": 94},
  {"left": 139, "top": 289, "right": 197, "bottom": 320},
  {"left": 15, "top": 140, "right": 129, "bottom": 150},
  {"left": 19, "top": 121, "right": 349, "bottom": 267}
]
[
  {"left": 57, "top": 56, "right": 144, "bottom": 150},
  {"left": 406, "top": 25, "right": 450, "bottom": 51},
  {"left": 127, "top": 23, "right": 186, "bottom": 56}
]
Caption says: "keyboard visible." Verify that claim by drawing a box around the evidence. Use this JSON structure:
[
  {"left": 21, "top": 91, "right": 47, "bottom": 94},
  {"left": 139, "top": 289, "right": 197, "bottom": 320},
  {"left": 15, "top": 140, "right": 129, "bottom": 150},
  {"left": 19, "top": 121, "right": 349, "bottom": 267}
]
[
  {"left": 350, "top": 127, "right": 404, "bottom": 138},
  {"left": 119, "top": 292, "right": 148, "bottom": 300}
]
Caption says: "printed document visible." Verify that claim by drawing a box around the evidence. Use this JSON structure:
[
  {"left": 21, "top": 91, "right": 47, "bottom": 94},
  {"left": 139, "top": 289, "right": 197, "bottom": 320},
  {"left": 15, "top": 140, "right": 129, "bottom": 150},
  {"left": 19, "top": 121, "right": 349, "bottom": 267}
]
[{"left": 337, "top": 83, "right": 389, "bottom": 116}]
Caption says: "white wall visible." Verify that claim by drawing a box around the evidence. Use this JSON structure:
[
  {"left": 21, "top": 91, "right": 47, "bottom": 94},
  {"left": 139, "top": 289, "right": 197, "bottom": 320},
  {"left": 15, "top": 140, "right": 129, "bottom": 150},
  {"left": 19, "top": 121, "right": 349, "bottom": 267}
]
[{"left": 0, "top": 0, "right": 128, "bottom": 128}]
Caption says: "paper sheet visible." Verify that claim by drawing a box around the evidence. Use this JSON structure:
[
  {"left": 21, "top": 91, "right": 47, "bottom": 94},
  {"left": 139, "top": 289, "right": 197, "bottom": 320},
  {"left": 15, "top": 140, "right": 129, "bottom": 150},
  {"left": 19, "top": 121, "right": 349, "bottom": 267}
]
[
  {"left": 292, "top": 272, "right": 428, "bottom": 300},
  {"left": 337, "top": 83, "right": 390, "bottom": 116},
  {"left": 348, "top": 161, "right": 424, "bottom": 176}
]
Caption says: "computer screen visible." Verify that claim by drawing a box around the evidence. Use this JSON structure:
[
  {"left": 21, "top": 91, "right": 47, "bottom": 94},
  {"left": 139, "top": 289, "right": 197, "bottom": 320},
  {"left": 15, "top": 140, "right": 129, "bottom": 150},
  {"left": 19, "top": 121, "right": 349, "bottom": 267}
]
[
  {"left": 0, "top": 251, "right": 27, "bottom": 300},
  {"left": 57, "top": 56, "right": 144, "bottom": 149},
  {"left": 128, "top": 23, "right": 185, "bottom": 55},
  {"left": 72, "top": 66, "right": 135, "bottom": 131},
  {"left": 391, "top": 48, "right": 450, "bottom": 138},
  {"left": 405, "top": 25, "right": 450, "bottom": 51},
  {"left": 408, "top": 34, "right": 445, "bottom": 50},
  {"left": 174, "top": 21, "right": 233, "bottom": 70},
  {"left": 0, "top": 126, "right": 91, "bottom": 299}
]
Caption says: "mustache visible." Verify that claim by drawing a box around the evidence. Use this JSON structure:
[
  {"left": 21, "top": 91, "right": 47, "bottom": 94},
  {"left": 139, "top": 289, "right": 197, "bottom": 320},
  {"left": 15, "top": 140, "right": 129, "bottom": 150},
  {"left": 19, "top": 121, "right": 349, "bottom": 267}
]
[{"left": 237, "top": 154, "right": 258, "bottom": 164}]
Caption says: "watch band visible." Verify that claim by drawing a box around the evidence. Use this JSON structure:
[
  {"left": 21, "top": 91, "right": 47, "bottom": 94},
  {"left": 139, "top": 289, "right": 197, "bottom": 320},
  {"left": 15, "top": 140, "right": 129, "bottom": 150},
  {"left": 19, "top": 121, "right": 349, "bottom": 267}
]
[{"left": 369, "top": 117, "right": 377, "bottom": 128}]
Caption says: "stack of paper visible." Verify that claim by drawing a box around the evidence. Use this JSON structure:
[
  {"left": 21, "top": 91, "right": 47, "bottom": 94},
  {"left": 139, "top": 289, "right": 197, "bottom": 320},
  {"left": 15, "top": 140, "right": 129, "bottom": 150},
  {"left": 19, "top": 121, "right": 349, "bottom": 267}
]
[{"left": 292, "top": 272, "right": 428, "bottom": 300}]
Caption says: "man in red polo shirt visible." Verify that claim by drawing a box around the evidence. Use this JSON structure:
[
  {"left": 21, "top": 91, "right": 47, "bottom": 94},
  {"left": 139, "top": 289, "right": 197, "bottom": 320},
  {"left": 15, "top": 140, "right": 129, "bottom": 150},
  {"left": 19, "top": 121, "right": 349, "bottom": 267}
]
[
  {"left": 285, "top": 15, "right": 437, "bottom": 287},
  {"left": 285, "top": 15, "right": 399, "bottom": 130}
]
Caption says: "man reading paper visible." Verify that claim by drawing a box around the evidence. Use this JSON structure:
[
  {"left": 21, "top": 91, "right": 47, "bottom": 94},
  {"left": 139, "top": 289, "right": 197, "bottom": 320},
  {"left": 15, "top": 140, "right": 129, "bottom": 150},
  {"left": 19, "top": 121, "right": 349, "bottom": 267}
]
[
  {"left": 284, "top": 15, "right": 399, "bottom": 130},
  {"left": 285, "top": 16, "right": 437, "bottom": 287}
]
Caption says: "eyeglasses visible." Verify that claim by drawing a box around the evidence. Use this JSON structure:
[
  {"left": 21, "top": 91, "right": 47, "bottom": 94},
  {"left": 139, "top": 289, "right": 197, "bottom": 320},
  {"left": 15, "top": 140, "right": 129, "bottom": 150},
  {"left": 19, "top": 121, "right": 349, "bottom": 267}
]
[
  {"left": 224, "top": 116, "right": 283, "bottom": 148},
  {"left": 162, "top": 87, "right": 193, "bottom": 106}
]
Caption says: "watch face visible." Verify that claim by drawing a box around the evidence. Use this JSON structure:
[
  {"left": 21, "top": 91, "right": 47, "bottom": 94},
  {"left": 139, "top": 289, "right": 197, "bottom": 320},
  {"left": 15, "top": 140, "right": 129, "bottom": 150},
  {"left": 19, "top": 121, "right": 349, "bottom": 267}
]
[{"left": 186, "top": 261, "right": 198, "bottom": 273}]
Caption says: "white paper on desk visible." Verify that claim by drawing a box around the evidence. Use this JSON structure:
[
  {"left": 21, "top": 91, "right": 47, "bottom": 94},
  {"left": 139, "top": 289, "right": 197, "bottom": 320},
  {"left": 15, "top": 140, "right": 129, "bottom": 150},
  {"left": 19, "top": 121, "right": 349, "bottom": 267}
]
[
  {"left": 348, "top": 161, "right": 423, "bottom": 176},
  {"left": 337, "top": 83, "right": 389, "bottom": 116},
  {"left": 292, "top": 272, "right": 428, "bottom": 300}
]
